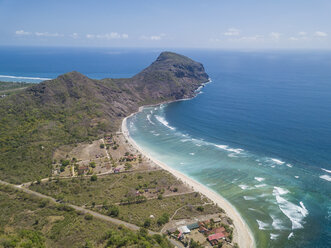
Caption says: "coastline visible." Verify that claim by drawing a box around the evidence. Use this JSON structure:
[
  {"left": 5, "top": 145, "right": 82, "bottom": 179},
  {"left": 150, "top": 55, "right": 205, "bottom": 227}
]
[{"left": 121, "top": 105, "right": 255, "bottom": 248}]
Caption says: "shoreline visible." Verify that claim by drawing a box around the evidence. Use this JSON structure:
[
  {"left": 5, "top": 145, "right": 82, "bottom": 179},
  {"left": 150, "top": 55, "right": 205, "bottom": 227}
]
[{"left": 121, "top": 105, "right": 255, "bottom": 248}]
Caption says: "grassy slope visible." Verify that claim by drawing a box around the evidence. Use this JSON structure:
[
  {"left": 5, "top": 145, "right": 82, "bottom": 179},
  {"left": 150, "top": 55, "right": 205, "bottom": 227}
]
[
  {"left": 0, "top": 81, "right": 34, "bottom": 96},
  {"left": 0, "top": 52, "right": 208, "bottom": 184},
  {"left": 0, "top": 184, "right": 173, "bottom": 248},
  {"left": 29, "top": 171, "right": 221, "bottom": 231}
]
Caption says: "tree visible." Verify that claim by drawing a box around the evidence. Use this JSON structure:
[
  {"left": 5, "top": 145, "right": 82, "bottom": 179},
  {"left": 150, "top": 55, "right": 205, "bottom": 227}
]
[
  {"left": 143, "top": 219, "right": 151, "bottom": 227},
  {"left": 90, "top": 174, "right": 97, "bottom": 181},
  {"left": 197, "top": 206, "right": 204, "bottom": 212},
  {"left": 100, "top": 143, "right": 105, "bottom": 149},
  {"left": 61, "top": 160, "right": 70, "bottom": 166},
  {"left": 108, "top": 205, "right": 119, "bottom": 217},
  {"left": 157, "top": 213, "right": 169, "bottom": 226},
  {"left": 89, "top": 162, "right": 96, "bottom": 168}
]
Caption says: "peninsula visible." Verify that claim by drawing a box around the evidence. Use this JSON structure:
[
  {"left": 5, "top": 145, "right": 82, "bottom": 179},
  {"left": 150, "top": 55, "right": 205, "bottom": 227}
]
[{"left": 0, "top": 52, "right": 254, "bottom": 247}]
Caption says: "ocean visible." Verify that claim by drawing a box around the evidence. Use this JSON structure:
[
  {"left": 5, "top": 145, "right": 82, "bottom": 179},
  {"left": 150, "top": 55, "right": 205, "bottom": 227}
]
[{"left": 1, "top": 47, "right": 330, "bottom": 247}]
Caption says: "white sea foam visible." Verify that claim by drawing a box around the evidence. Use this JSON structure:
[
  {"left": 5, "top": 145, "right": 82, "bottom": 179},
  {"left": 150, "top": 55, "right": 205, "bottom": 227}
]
[
  {"left": 153, "top": 133, "right": 160, "bottom": 136},
  {"left": 228, "top": 153, "right": 238, "bottom": 158},
  {"left": 146, "top": 114, "right": 155, "bottom": 125},
  {"left": 320, "top": 174, "right": 331, "bottom": 182},
  {"left": 206, "top": 183, "right": 217, "bottom": 186},
  {"left": 255, "top": 184, "right": 267, "bottom": 188},
  {"left": 155, "top": 115, "right": 175, "bottom": 130},
  {"left": 254, "top": 177, "right": 265, "bottom": 182},
  {"left": 195, "top": 144, "right": 201, "bottom": 147},
  {"left": 294, "top": 176, "right": 299, "bottom": 179},
  {"left": 271, "top": 158, "right": 285, "bottom": 165},
  {"left": 270, "top": 233, "right": 279, "bottom": 240},
  {"left": 258, "top": 193, "right": 269, "bottom": 198},
  {"left": 321, "top": 168, "right": 331, "bottom": 173},
  {"left": 256, "top": 220, "right": 269, "bottom": 230},
  {"left": 299, "top": 201, "right": 309, "bottom": 216},
  {"left": 215, "top": 144, "right": 244, "bottom": 154},
  {"left": 238, "top": 184, "right": 250, "bottom": 190},
  {"left": 243, "top": 196, "right": 256, "bottom": 200},
  {"left": 288, "top": 232, "right": 294, "bottom": 239},
  {"left": 286, "top": 163, "right": 293, "bottom": 168},
  {"left": 273, "top": 187, "right": 308, "bottom": 229},
  {"left": 274, "top": 186, "right": 290, "bottom": 195},
  {"left": 189, "top": 152, "right": 195, "bottom": 156},
  {"left": 270, "top": 214, "right": 285, "bottom": 230},
  {"left": 0, "top": 74, "right": 51, "bottom": 81}
]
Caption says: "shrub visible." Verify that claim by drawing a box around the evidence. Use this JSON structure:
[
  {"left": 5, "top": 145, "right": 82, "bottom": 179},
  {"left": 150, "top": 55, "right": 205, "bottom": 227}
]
[
  {"left": 108, "top": 205, "right": 119, "bottom": 217},
  {"left": 197, "top": 206, "right": 204, "bottom": 212},
  {"left": 61, "top": 160, "right": 70, "bottom": 167},
  {"left": 84, "top": 214, "right": 93, "bottom": 220},
  {"left": 90, "top": 174, "right": 97, "bottom": 181},
  {"left": 143, "top": 219, "right": 151, "bottom": 227},
  {"left": 157, "top": 213, "right": 169, "bottom": 226},
  {"left": 100, "top": 143, "right": 105, "bottom": 149}
]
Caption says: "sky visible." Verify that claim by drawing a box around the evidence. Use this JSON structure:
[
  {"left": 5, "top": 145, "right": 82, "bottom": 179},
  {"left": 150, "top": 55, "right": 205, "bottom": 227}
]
[{"left": 1, "top": 0, "right": 330, "bottom": 49}]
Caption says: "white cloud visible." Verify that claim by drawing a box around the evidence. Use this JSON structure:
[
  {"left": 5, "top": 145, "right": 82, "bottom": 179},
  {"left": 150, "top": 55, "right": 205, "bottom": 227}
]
[
  {"left": 238, "top": 35, "right": 264, "bottom": 41},
  {"left": 86, "top": 34, "right": 95, "bottom": 39},
  {"left": 314, "top": 31, "right": 327, "bottom": 37},
  {"left": 86, "top": 32, "right": 128, "bottom": 40},
  {"left": 70, "top": 33, "right": 79, "bottom": 39},
  {"left": 15, "top": 30, "right": 31, "bottom": 35},
  {"left": 298, "top": 31, "right": 307, "bottom": 36},
  {"left": 270, "top": 32, "right": 282, "bottom": 40},
  {"left": 35, "top": 32, "right": 63, "bottom": 37},
  {"left": 289, "top": 37, "right": 299, "bottom": 41},
  {"left": 140, "top": 33, "right": 165, "bottom": 41},
  {"left": 224, "top": 28, "right": 240, "bottom": 36}
]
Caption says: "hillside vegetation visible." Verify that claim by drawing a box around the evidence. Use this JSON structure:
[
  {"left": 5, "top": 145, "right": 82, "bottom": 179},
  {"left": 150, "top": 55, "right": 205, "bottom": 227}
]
[
  {"left": 0, "top": 184, "right": 173, "bottom": 248},
  {"left": 0, "top": 52, "right": 208, "bottom": 183},
  {"left": 0, "top": 81, "right": 34, "bottom": 96}
]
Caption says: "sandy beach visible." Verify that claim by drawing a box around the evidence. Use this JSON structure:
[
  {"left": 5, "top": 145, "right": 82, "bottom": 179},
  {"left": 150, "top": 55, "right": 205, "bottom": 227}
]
[{"left": 121, "top": 108, "right": 255, "bottom": 248}]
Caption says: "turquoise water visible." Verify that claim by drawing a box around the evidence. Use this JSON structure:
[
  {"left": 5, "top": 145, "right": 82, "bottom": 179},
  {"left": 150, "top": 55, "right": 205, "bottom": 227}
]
[
  {"left": 1, "top": 47, "right": 330, "bottom": 247},
  {"left": 127, "top": 51, "right": 331, "bottom": 247}
]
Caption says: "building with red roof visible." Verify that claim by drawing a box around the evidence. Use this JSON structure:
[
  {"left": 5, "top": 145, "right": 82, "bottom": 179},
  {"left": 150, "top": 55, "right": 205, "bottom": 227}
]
[{"left": 207, "top": 232, "right": 225, "bottom": 245}]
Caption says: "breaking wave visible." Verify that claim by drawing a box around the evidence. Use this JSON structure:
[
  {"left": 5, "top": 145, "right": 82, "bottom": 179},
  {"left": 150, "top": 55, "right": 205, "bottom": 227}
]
[
  {"left": 273, "top": 187, "right": 308, "bottom": 229},
  {"left": 0, "top": 74, "right": 51, "bottom": 81},
  {"left": 254, "top": 177, "right": 265, "bottom": 182},
  {"left": 146, "top": 114, "right": 155, "bottom": 125},
  {"left": 270, "top": 158, "right": 285, "bottom": 165},
  {"left": 215, "top": 144, "right": 244, "bottom": 154},
  {"left": 155, "top": 115, "right": 175, "bottom": 130},
  {"left": 320, "top": 174, "right": 331, "bottom": 182},
  {"left": 321, "top": 168, "right": 331, "bottom": 173},
  {"left": 256, "top": 220, "right": 269, "bottom": 230}
]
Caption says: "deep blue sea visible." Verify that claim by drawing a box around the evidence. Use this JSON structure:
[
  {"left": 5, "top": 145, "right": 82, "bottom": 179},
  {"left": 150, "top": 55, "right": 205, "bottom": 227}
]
[{"left": 1, "top": 47, "right": 330, "bottom": 247}]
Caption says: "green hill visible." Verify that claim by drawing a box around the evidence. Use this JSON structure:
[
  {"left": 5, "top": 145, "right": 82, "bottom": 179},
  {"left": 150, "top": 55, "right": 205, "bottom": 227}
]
[{"left": 0, "top": 52, "right": 208, "bottom": 184}]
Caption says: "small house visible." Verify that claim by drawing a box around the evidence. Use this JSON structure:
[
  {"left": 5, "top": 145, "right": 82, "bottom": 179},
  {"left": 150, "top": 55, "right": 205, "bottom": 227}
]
[
  {"left": 187, "top": 222, "right": 199, "bottom": 230},
  {"left": 213, "top": 217, "right": 221, "bottom": 223},
  {"left": 207, "top": 232, "right": 225, "bottom": 245},
  {"left": 178, "top": 226, "right": 190, "bottom": 234},
  {"left": 167, "top": 228, "right": 177, "bottom": 234}
]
